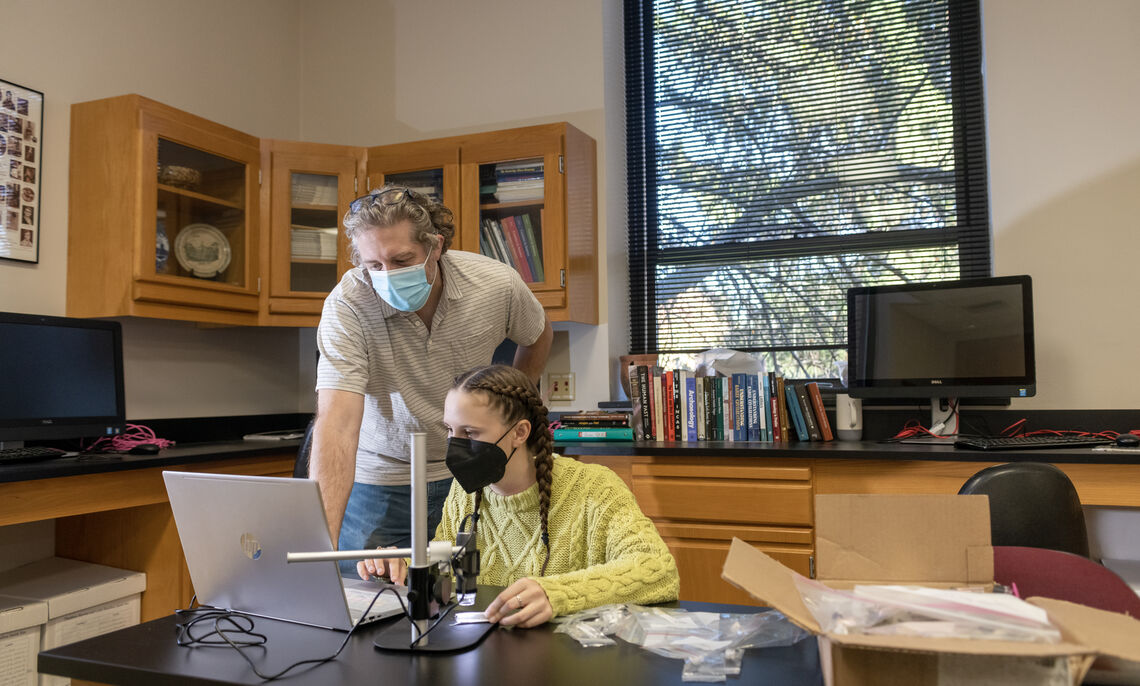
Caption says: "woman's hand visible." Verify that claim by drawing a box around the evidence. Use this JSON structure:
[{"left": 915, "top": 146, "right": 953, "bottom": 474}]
[
  {"left": 484, "top": 578, "right": 553, "bottom": 628},
  {"left": 356, "top": 547, "right": 408, "bottom": 585}
]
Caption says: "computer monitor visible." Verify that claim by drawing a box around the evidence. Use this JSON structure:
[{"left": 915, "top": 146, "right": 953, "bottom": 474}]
[
  {"left": 0, "top": 311, "right": 126, "bottom": 447},
  {"left": 846, "top": 275, "right": 1035, "bottom": 435}
]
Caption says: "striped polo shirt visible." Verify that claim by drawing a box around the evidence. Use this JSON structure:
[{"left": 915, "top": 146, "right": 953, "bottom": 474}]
[{"left": 316, "top": 250, "right": 547, "bottom": 486}]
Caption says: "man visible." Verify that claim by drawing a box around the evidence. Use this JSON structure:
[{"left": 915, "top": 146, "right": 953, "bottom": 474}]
[{"left": 313, "top": 185, "right": 552, "bottom": 572}]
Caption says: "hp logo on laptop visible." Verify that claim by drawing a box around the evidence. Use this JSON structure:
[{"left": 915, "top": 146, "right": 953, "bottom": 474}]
[{"left": 240, "top": 533, "right": 262, "bottom": 560}]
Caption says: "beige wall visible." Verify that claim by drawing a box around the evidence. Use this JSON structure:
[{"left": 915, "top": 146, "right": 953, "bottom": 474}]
[
  {"left": 984, "top": 0, "right": 1140, "bottom": 409},
  {"left": 298, "top": 0, "right": 612, "bottom": 411},
  {"left": 0, "top": 0, "right": 309, "bottom": 418}
]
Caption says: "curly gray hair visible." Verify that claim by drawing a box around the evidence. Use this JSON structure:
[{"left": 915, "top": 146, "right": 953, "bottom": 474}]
[{"left": 341, "top": 185, "right": 455, "bottom": 266}]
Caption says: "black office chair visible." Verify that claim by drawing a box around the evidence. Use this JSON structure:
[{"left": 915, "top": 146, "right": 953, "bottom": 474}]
[
  {"left": 294, "top": 417, "right": 315, "bottom": 478},
  {"left": 958, "top": 462, "right": 1090, "bottom": 557}
]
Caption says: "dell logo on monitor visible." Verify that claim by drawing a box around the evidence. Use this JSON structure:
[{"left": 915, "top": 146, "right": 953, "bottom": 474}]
[
  {"left": 240, "top": 533, "right": 262, "bottom": 561},
  {"left": 931, "top": 380, "right": 943, "bottom": 385}
]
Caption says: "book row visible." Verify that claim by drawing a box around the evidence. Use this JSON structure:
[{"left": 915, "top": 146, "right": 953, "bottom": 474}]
[
  {"left": 480, "top": 214, "right": 545, "bottom": 282},
  {"left": 626, "top": 365, "right": 834, "bottom": 443}
]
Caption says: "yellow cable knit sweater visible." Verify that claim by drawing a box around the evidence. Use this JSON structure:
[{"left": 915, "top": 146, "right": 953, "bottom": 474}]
[{"left": 433, "top": 455, "right": 679, "bottom": 617}]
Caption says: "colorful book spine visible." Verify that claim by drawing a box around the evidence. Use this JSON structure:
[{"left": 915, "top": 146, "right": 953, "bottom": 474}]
[
  {"left": 776, "top": 376, "right": 790, "bottom": 443},
  {"left": 685, "top": 372, "right": 698, "bottom": 442},
  {"left": 715, "top": 376, "right": 724, "bottom": 442},
  {"left": 508, "top": 215, "right": 541, "bottom": 284},
  {"left": 784, "top": 383, "right": 809, "bottom": 441},
  {"left": 518, "top": 214, "right": 545, "bottom": 281},
  {"left": 489, "top": 219, "right": 514, "bottom": 269},
  {"left": 807, "top": 382, "right": 834, "bottom": 441},
  {"left": 663, "top": 371, "right": 674, "bottom": 441},
  {"left": 732, "top": 373, "right": 747, "bottom": 441},
  {"left": 670, "top": 369, "right": 679, "bottom": 437},
  {"left": 696, "top": 377, "right": 707, "bottom": 441},
  {"left": 768, "top": 372, "right": 780, "bottom": 441},
  {"left": 745, "top": 375, "right": 755, "bottom": 441},
  {"left": 499, "top": 216, "right": 534, "bottom": 282},
  {"left": 795, "top": 383, "right": 822, "bottom": 441},
  {"left": 761, "top": 373, "right": 771, "bottom": 441},
  {"left": 636, "top": 365, "right": 651, "bottom": 441},
  {"left": 552, "top": 427, "right": 634, "bottom": 441},
  {"left": 652, "top": 369, "right": 664, "bottom": 441}
]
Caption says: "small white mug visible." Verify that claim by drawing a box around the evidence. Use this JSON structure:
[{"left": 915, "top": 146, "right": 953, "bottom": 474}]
[{"left": 835, "top": 393, "right": 863, "bottom": 441}]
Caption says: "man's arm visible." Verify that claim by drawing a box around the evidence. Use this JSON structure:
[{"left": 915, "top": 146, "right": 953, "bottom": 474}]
[
  {"left": 513, "top": 314, "right": 553, "bottom": 384},
  {"left": 310, "top": 388, "right": 365, "bottom": 545}
]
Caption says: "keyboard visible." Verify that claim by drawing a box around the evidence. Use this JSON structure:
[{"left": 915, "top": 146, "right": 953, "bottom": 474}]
[
  {"left": 0, "top": 446, "right": 69, "bottom": 464},
  {"left": 954, "top": 435, "right": 1113, "bottom": 451}
]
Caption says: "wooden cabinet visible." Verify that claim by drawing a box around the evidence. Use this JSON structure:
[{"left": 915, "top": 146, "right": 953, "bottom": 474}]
[
  {"left": 260, "top": 140, "right": 364, "bottom": 325},
  {"left": 68, "top": 95, "right": 598, "bottom": 326},
  {"left": 577, "top": 455, "right": 814, "bottom": 605},
  {"left": 370, "top": 124, "right": 598, "bottom": 324},
  {"left": 0, "top": 451, "right": 294, "bottom": 621},
  {"left": 68, "top": 95, "right": 262, "bottom": 325},
  {"left": 458, "top": 124, "right": 598, "bottom": 323}
]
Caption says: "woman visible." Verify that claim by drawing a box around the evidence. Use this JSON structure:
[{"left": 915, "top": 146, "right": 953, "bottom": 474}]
[{"left": 359, "top": 364, "right": 679, "bottom": 628}]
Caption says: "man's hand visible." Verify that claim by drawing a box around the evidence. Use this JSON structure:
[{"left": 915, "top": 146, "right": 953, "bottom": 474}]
[
  {"left": 483, "top": 578, "right": 553, "bottom": 629},
  {"left": 356, "top": 547, "right": 408, "bottom": 585}
]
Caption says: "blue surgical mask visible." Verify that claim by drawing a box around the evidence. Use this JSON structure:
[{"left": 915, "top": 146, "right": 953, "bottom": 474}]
[{"left": 368, "top": 251, "right": 436, "bottom": 312}]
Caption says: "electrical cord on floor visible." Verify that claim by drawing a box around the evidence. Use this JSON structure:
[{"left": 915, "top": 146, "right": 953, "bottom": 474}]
[{"left": 175, "top": 586, "right": 410, "bottom": 681}]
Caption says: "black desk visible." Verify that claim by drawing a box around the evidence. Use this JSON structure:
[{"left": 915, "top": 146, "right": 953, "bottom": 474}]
[{"left": 39, "top": 595, "right": 822, "bottom": 686}]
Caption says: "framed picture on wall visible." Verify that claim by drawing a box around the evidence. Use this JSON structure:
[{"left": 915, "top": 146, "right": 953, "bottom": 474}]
[{"left": 0, "top": 78, "right": 43, "bottom": 264}]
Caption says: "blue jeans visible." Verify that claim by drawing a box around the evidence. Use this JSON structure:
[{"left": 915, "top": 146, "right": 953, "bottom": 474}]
[{"left": 337, "top": 478, "right": 453, "bottom": 576}]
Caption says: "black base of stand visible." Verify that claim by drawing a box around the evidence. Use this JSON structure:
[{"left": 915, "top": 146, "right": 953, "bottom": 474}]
[{"left": 372, "top": 615, "right": 496, "bottom": 653}]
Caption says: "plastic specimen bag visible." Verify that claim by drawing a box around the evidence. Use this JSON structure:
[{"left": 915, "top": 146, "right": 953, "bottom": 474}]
[
  {"left": 553, "top": 604, "right": 809, "bottom": 682},
  {"left": 792, "top": 576, "right": 1062, "bottom": 643}
]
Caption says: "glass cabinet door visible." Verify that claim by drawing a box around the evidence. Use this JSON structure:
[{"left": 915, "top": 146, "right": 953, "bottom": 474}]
[
  {"left": 473, "top": 156, "right": 547, "bottom": 286},
  {"left": 267, "top": 147, "right": 358, "bottom": 312},
  {"left": 155, "top": 138, "right": 247, "bottom": 287},
  {"left": 287, "top": 171, "right": 340, "bottom": 293}
]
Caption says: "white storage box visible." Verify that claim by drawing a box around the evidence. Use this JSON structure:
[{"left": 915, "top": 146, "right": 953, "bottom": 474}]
[
  {"left": 0, "top": 594, "right": 48, "bottom": 686},
  {"left": 0, "top": 558, "right": 146, "bottom": 686}
]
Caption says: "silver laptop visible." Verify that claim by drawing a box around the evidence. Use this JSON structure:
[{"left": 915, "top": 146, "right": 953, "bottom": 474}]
[{"left": 163, "top": 471, "right": 406, "bottom": 631}]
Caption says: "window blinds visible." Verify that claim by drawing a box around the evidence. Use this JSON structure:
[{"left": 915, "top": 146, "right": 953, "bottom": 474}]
[{"left": 625, "top": 0, "right": 991, "bottom": 377}]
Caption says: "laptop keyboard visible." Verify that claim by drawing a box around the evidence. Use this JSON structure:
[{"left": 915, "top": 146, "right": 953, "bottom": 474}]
[{"left": 344, "top": 585, "right": 406, "bottom": 624}]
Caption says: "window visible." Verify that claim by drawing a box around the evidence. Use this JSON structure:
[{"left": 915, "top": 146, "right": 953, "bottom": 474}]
[{"left": 625, "top": 0, "right": 991, "bottom": 378}]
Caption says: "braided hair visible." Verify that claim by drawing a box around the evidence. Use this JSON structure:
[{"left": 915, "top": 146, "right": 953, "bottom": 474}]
[{"left": 452, "top": 365, "right": 554, "bottom": 575}]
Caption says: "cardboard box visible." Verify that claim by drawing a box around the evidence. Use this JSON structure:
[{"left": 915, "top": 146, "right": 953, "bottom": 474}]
[
  {"left": 0, "top": 594, "right": 48, "bottom": 686},
  {"left": 0, "top": 557, "right": 146, "bottom": 686},
  {"left": 723, "top": 494, "right": 1140, "bottom": 686}
]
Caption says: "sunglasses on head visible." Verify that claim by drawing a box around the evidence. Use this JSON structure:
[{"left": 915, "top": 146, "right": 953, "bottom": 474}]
[{"left": 348, "top": 186, "right": 413, "bottom": 214}]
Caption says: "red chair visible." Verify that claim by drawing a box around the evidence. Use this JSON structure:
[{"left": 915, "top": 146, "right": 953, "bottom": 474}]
[{"left": 993, "top": 545, "right": 1140, "bottom": 618}]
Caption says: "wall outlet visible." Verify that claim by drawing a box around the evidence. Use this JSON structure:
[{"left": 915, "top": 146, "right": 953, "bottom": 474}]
[{"left": 548, "top": 372, "right": 575, "bottom": 401}]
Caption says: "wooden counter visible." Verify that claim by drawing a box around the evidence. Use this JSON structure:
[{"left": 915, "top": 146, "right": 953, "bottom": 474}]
[
  {"left": 0, "top": 443, "right": 296, "bottom": 621},
  {"left": 563, "top": 442, "right": 1140, "bottom": 606}
]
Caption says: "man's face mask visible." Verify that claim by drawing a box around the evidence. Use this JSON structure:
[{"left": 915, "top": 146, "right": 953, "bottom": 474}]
[
  {"left": 445, "top": 423, "right": 520, "bottom": 493},
  {"left": 368, "top": 249, "right": 435, "bottom": 312}
]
